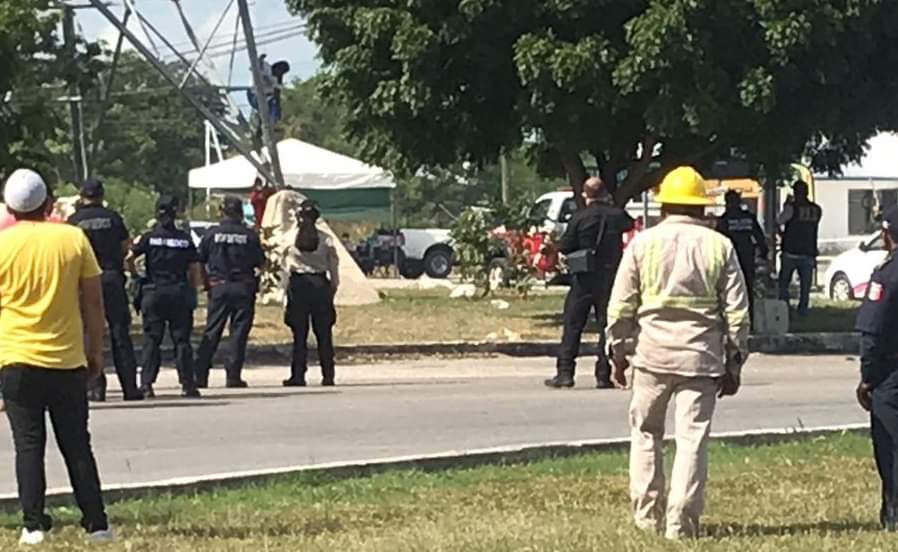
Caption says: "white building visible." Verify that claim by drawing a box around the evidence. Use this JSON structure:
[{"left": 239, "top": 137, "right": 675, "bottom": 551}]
[{"left": 815, "top": 132, "right": 898, "bottom": 252}]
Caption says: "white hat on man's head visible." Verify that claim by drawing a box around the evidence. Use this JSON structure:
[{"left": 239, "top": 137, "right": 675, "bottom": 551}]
[{"left": 3, "top": 169, "right": 47, "bottom": 213}]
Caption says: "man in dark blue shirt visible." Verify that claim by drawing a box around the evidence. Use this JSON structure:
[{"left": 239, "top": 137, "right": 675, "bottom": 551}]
[
  {"left": 68, "top": 178, "right": 142, "bottom": 402},
  {"left": 127, "top": 196, "right": 203, "bottom": 398},
  {"left": 856, "top": 204, "right": 898, "bottom": 531},
  {"left": 194, "top": 196, "right": 265, "bottom": 388}
]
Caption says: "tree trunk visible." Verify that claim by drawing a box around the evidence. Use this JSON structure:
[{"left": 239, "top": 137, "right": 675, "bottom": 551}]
[{"left": 558, "top": 146, "right": 588, "bottom": 209}]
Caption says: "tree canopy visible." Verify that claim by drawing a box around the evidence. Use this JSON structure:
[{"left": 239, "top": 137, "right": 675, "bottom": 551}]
[{"left": 288, "top": 0, "right": 898, "bottom": 204}]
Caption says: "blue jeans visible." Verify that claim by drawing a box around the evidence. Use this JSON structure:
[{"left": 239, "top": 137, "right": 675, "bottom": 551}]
[{"left": 778, "top": 254, "right": 814, "bottom": 314}]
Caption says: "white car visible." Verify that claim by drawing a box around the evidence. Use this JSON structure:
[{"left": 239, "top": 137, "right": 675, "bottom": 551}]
[{"left": 824, "top": 233, "right": 887, "bottom": 301}]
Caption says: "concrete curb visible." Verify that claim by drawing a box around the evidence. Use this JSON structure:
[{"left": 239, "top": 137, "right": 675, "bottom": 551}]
[
  {"left": 232, "top": 332, "right": 861, "bottom": 365},
  {"left": 114, "top": 332, "right": 860, "bottom": 369},
  {"left": 0, "top": 423, "right": 866, "bottom": 510}
]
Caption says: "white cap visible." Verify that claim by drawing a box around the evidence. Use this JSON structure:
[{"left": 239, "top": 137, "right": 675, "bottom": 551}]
[{"left": 3, "top": 169, "right": 47, "bottom": 213}]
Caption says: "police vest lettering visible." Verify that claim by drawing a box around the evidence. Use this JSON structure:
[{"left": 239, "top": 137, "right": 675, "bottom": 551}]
[
  {"left": 149, "top": 237, "right": 191, "bottom": 249},
  {"left": 214, "top": 233, "right": 249, "bottom": 245},
  {"left": 796, "top": 206, "right": 821, "bottom": 223},
  {"left": 726, "top": 218, "right": 754, "bottom": 232},
  {"left": 77, "top": 218, "right": 113, "bottom": 231}
]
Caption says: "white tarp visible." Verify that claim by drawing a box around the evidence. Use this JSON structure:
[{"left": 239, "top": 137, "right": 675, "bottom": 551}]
[
  {"left": 259, "top": 190, "right": 381, "bottom": 307},
  {"left": 188, "top": 138, "right": 396, "bottom": 191}
]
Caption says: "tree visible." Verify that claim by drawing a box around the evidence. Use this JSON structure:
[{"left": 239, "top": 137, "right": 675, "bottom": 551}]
[
  {"left": 280, "top": 76, "right": 563, "bottom": 226},
  {"left": 280, "top": 75, "right": 355, "bottom": 156},
  {"left": 0, "top": 1, "right": 99, "bottom": 179},
  {"left": 83, "top": 53, "right": 230, "bottom": 201},
  {"left": 288, "top": 0, "right": 898, "bottom": 206}
]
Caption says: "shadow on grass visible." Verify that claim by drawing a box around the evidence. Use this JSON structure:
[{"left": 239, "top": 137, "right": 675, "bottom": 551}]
[{"left": 705, "top": 519, "right": 882, "bottom": 537}]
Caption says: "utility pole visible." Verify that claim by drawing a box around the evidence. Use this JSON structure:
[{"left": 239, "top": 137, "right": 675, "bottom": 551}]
[
  {"left": 236, "top": 0, "right": 285, "bottom": 188},
  {"left": 63, "top": 6, "right": 88, "bottom": 181},
  {"left": 500, "top": 151, "right": 510, "bottom": 205}
]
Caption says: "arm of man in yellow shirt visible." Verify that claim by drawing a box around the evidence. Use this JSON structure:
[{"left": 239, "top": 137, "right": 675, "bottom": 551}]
[{"left": 80, "top": 276, "right": 105, "bottom": 380}]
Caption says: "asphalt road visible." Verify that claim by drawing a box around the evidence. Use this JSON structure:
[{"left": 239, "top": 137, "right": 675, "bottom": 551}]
[{"left": 0, "top": 354, "right": 867, "bottom": 496}]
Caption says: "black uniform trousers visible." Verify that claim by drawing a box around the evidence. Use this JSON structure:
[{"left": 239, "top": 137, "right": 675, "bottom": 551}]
[
  {"left": 195, "top": 281, "right": 257, "bottom": 384},
  {"left": 1, "top": 366, "right": 108, "bottom": 533},
  {"left": 872, "top": 368, "right": 898, "bottom": 526},
  {"left": 89, "top": 271, "right": 140, "bottom": 398},
  {"left": 285, "top": 273, "right": 336, "bottom": 382},
  {"left": 737, "top": 257, "right": 756, "bottom": 329},
  {"left": 557, "top": 270, "right": 615, "bottom": 379},
  {"left": 140, "top": 284, "right": 196, "bottom": 389}
]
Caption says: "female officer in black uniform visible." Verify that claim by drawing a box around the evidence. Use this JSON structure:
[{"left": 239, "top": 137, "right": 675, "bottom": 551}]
[
  {"left": 127, "top": 196, "right": 204, "bottom": 398},
  {"left": 280, "top": 201, "right": 340, "bottom": 387}
]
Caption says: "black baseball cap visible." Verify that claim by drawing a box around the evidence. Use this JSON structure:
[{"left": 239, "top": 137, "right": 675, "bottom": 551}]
[
  {"left": 156, "top": 194, "right": 179, "bottom": 213},
  {"left": 221, "top": 195, "right": 243, "bottom": 216},
  {"left": 882, "top": 205, "right": 898, "bottom": 240},
  {"left": 80, "top": 178, "right": 104, "bottom": 199}
]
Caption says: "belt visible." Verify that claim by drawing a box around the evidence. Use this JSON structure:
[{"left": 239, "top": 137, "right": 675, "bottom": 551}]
[{"left": 208, "top": 277, "right": 256, "bottom": 288}]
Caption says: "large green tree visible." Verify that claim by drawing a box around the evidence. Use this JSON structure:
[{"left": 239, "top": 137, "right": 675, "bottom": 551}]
[
  {"left": 0, "top": 1, "right": 101, "bottom": 179},
  {"left": 280, "top": 75, "right": 563, "bottom": 226},
  {"left": 288, "top": 0, "right": 898, "bottom": 205}
]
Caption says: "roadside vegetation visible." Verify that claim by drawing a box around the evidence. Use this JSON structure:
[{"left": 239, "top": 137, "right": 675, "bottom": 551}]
[{"left": 0, "top": 431, "right": 884, "bottom": 551}]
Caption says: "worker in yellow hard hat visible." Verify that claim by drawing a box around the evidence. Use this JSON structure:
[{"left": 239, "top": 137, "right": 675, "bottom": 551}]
[{"left": 606, "top": 166, "right": 750, "bottom": 539}]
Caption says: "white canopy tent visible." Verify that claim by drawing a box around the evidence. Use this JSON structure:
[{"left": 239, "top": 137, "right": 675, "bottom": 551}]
[
  {"left": 188, "top": 138, "right": 396, "bottom": 221},
  {"left": 188, "top": 137, "right": 396, "bottom": 190}
]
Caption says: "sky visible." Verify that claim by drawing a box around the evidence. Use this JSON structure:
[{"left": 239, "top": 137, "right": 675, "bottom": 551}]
[{"left": 74, "top": 0, "right": 322, "bottom": 90}]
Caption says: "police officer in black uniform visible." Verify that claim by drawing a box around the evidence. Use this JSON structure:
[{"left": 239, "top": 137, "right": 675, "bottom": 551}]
[
  {"left": 127, "top": 196, "right": 204, "bottom": 398},
  {"left": 194, "top": 196, "right": 265, "bottom": 388},
  {"left": 778, "top": 180, "right": 823, "bottom": 315},
  {"left": 856, "top": 205, "right": 898, "bottom": 531},
  {"left": 68, "top": 178, "right": 143, "bottom": 402},
  {"left": 546, "top": 177, "right": 633, "bottom": 389},
  {"left": 716, "top": 190, "right": 769, "bottom": 326}
]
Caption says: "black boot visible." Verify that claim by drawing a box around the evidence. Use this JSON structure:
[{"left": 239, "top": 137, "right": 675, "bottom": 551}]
[
  {"left": 883, "top": 502, "right": 898, "bottom": 531},
  {"left": 595, "top": 359, "right": 614, "bottom": 389},
  {"left": 544, "top": 368, "right": 575, "bottom": 389},
  {"left": 181, "top": 386, "right": 202, "bottom": 398}
]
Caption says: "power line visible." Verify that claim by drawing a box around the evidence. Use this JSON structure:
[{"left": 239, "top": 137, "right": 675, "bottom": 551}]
[{"left": 160, "top": 23, "right": 306, "bottom": 63}]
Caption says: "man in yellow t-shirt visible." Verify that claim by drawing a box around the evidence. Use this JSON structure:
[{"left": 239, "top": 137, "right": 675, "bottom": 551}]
[{"left": 0, "top": 169, "right": 113, "bottom": 545}]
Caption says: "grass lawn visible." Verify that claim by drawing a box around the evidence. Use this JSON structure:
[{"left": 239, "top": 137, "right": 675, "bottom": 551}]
[
  {"left": 127, "top": 290, "right": 858, "bottom": 349},
  {"left": 0, "top": 431, "right": 888, "bottom": 551},
  {"left": 248, "top": 291, "right": 859, "bottom": 345}
]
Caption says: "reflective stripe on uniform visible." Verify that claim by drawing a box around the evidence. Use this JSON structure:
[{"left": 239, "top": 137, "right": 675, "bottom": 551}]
[
  {"left": 725, "top": 308, "right": 749, "bottom": 327},
  {"left": 702, "top": 237, "right": 725, "bottom": 297},
  {"left": 641, "top": 234, "right": 664, "bottom": 297},
  {"left": 608, "top": 302, "right": 637, "bottom": 321}
]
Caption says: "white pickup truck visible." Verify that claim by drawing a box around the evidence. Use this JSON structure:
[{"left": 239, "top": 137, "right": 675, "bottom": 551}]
[
  {"left": 397, "top": 228, "right": 454, "bottom": 279},
  {"left": 530, "top": 190, "right": 661, "bottom": 235}
]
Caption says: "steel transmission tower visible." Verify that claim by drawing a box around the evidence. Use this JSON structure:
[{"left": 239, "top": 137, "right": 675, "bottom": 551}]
[{"left": 67, "top": 0, "right": 292, "bottom": 187}]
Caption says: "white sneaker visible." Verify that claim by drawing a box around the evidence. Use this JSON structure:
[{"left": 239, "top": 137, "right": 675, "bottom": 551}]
[
  {"left": 87, "top": 528, "right": 114, "bottom": 544},
  {"left": 19, "top": 528, "right": 46, "bottom": 545}
]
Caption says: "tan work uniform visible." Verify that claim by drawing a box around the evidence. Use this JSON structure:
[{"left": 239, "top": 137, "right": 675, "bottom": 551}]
[{"left": 607, "top": 215, "right": 750, "bottom": 538}]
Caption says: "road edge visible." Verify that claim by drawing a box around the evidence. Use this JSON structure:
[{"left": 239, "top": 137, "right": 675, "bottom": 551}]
[{"left": 0, "top": 423, "right": 867, "bottom": 510}]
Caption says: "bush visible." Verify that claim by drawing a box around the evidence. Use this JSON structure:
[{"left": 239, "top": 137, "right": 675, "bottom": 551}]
[{"left": 450, "top": 196, "right": 539, "bottom": 298}]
